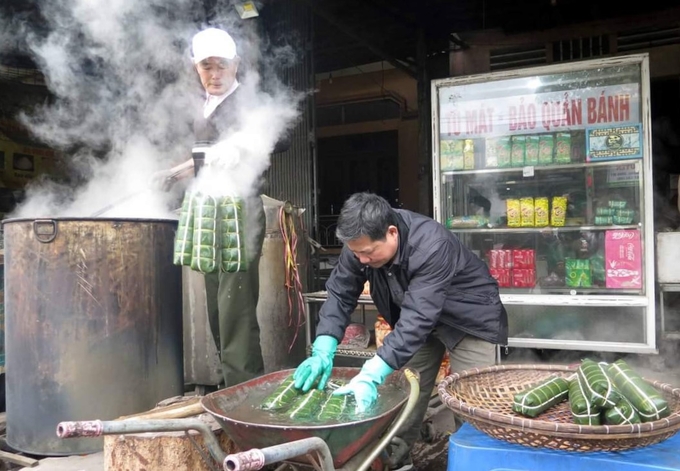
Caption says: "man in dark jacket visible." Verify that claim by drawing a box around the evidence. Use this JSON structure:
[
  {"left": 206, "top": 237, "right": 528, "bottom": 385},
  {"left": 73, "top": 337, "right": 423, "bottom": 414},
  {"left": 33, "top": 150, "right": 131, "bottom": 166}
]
[
  {"left": 294, "top": 192, "right": 507, "bottom": 471},
  {"left": 159, "top": 28, "right": 286, "bottom": 387}
]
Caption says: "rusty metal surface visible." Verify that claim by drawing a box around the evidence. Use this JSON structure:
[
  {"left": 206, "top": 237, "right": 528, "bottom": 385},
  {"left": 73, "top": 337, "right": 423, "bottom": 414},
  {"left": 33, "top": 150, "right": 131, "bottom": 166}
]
[
  {"left": 201, "top": 367, "right": 410, "bottom": 468},
  {"left": 3, "top": 217, "right": 184, "bottom": 456}
]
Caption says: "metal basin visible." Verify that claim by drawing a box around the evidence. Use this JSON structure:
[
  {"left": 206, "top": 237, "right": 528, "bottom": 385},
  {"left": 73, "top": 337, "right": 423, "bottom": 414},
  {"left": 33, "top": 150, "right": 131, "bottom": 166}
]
[{"left": 201, "top": 367, "right": 410, "bottom": 468}]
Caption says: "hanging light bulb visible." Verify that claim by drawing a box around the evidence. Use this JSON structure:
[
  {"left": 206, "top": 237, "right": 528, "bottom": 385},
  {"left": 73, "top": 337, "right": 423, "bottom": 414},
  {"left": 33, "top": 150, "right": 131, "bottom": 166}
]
[{"left": 234, "top": 1, "right": 259, "bottom": 19}]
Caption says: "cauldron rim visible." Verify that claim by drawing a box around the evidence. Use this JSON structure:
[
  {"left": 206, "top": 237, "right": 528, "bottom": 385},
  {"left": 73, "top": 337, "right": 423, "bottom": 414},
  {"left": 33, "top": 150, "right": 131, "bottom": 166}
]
[{"left": 1, "top": 216, "right": 179, "bottom": 225}]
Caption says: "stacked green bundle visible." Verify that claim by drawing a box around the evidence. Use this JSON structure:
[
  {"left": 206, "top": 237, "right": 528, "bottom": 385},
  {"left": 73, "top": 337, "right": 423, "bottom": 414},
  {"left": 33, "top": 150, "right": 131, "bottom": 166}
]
[
  {"left": 568, "top": 375, "right": 601, "bottom": 425},
  {"left": 603, "top": 394, "right": 641, "bottom": 425},
  {"left": 173, "top": 192, "right": 195, "bottom": 266},
  {"left": 191, "top": 195, "right": 219, "bottom": 273},
  {"left": 317, "top": 392, "right": 355, "bottom": 421},
  {"left": 261, "top": 375, "right": 301, "bottom": 412},
  {"left": 288, "top": 389, "right": 328, "bottom": 420},
  {"left": 576, "top": 359, "right": 621, "bottom": 408},
  {"left": 512, "top": 376, "right": 569, "bottom": 418},
  {"left": 172, "top": 192, "right": 248, "bottom": 273},
  {"left": 607, "top": 359, "right": 670, "bottom": 422},
  {"left": 219, "top": 196, "right": 248, "bottom": 273}
]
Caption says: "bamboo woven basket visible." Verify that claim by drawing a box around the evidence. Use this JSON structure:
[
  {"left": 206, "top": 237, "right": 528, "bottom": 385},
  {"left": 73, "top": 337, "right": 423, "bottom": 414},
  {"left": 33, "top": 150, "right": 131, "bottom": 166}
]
[{"left": 438, "top": 363, "right": 680, "bottom": 452}]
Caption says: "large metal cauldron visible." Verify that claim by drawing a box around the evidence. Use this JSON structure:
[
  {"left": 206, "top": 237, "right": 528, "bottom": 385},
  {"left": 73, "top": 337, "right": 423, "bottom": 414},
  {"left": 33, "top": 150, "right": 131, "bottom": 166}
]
[{"left": 3, "top": 217, "right": 184, "bottom": 456}]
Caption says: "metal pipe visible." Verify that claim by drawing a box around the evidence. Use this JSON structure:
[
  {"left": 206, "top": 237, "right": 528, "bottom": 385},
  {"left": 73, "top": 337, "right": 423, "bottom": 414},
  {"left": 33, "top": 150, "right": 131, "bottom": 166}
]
[
  {"left": 57, "top": 418, "right": 227, "bottom": 465},
  {"left": 223, "top": 436, "right": 334, "bottom": 471},
  {"left": 350, "top": 368, "right": 421, "bottom": 471}
]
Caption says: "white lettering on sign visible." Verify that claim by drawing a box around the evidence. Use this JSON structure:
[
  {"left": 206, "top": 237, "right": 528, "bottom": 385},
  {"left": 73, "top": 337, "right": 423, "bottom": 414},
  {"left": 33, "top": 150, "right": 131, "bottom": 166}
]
[
  {"left": 440, "top": 83, "right": 639, "bottom": 138},
  {"left": 611, "top": 231, "right": 636, "bottom": 240}
]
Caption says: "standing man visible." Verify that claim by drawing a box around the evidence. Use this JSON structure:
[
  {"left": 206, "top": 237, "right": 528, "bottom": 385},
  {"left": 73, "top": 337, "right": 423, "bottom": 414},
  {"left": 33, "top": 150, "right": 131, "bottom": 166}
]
[
  {"left": 160, "top": 27, "right": 286, "bottom": 387},
  {"left": 293, "top": 192, "right": 507, "bottom": 471}
]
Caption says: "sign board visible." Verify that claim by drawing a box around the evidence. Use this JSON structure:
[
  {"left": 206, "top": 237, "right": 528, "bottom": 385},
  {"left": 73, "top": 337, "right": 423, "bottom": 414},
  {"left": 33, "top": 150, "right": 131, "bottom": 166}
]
[
  {"left": 439, "top": 83, "right": 640, "bottom": 138},
  {"left": 586, "top": 124, "right": 642, "bottom": 161}
]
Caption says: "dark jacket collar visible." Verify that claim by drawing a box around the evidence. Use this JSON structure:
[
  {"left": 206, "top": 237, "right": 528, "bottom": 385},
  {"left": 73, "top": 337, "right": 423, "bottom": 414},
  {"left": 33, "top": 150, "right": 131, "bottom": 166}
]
[{"left": 389, "top": 210, "right": 409, "bottom": 267}]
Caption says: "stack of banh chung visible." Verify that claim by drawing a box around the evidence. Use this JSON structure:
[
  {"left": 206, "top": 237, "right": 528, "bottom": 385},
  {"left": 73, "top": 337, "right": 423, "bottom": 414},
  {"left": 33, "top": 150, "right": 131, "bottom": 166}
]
[
  {"left": 512, "top": 359, "right": 670, "bottom": 425},
  {"left": 260, "top": 375, "right": 358, "bottom": 421}
]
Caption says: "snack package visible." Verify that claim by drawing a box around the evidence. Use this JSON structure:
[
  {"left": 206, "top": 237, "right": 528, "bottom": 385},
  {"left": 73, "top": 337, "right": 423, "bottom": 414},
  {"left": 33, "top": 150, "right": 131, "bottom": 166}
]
[
  {"left": 590, "top": 253, "right": 605, "bottom": 283},
  {"left": 566, "top": 258, "right": 592, "bottom": 288},
  {"left": 555, "top": 132, "right": 572, "bottom": 164},
  {"left": 550, "top": 196, "right": 567, "bottom": 227},
  {"left": 489, "top": 268, "right": 511, "bottom": 287},
  {"left": 511, "top": 135, "right": 526, "bottom": 167},
  {"left": 506, "top": 199, "right": 521, "bottom": 227},
  {"left": 525, "top": 135, "right": 540, "bottom": 166},
  {"left": 497, "top": 136, "right": 512, "bottom": 168},
  {"left": 463, "top": 139, "right": 475, "bottom": 170},
  {"left": 512, "top": 268, "right": 536, "bottom": 288},
  {"left": 520, "top": 197, "right": 535, "bottom": 227},
  {"left": 485, "top": 138, "right": 499, "bottom": 168},
  {"left": 451, "top": 139, "right": 465, "bottom": 170},
  {"left": 596, "top": 207, "right": 616, "bottom": 216},
  {"left": 512, "top": 376, "right": 569, "bottom": 418},
  {"left": 534, "top": 197, "right": 549, "bottom": 227},
  {"left": 538, "top": 134, "right": 554, "bottom": 165},
  {"left": 568, "top": 374, "right": 601, "bottom": 425},
  {"left": 576, "top": 359, "right": 621, "bottom": 408},
  {"left": 440, "top": 140, "right": 454, "bottom": 171},
  {"left": 607, "top": 359, "right": 670, "bottom": 422}
]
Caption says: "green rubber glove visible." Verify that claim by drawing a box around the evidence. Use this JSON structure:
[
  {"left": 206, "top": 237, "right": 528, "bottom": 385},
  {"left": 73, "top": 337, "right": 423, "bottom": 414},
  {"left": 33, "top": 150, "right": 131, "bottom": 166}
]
[
  {"left": 333, "top": 355, "right": 394, "bottom": 413},
  {"left": 293, "top": 335, "right": 338, "bottom": 392}
]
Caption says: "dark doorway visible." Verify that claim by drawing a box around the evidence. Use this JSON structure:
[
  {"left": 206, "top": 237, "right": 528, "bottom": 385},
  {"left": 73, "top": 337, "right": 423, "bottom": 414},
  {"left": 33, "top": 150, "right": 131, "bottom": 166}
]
[
  {"left": 650, "top": 77, "right": 680, "bottom": 229},
  {"left": 316, "top": 130, "right": 399, "bottom": 246}
]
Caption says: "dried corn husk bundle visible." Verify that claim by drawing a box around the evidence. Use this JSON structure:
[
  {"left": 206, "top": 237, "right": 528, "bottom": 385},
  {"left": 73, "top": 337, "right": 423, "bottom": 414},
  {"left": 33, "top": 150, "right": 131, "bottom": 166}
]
[
  {"left": 512, "top": 376, "right": 569, "bottom": 418},
  {"left": 568, "top": 374, "right": 601, "bottom": 425},
  {"left": 173, "top": 191, "right": 247, "bottom": 273},
  {"left": 576, "top": 359, "right": 621, "bottom": 408},
  {"left": 603, "top": 394, "right": 641, "bottom": 425},
  {"left": 261, "top": 375, "right": 301, "bottom": 412},
  {"left": 607, "top": 359, "right": 670, "bottom": 422}
]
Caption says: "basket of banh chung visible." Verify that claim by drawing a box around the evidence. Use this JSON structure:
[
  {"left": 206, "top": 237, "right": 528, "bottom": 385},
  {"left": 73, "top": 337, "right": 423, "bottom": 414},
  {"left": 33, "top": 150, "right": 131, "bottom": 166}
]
[{"left": 438, "top": 360, "right": 680, "bottom": 452}]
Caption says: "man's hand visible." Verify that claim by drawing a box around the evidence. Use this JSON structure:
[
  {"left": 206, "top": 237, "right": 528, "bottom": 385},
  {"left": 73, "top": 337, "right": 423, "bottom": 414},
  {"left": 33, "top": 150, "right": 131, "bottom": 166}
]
[
  {"left": 293, "top": 335, "right": 338, "bottom": 392},
  {"left": 333, "top": 355, "right": 394, "bottom": 413}
]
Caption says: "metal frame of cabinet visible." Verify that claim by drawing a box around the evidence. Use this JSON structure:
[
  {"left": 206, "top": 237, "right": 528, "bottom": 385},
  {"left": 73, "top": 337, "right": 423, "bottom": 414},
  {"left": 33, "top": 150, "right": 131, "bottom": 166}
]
[
  {"left": 431, "top": 54, "right": 656, "bottom": 354},
  {"left": 303, "top": 291, "right": 376, "bottom": 359}
]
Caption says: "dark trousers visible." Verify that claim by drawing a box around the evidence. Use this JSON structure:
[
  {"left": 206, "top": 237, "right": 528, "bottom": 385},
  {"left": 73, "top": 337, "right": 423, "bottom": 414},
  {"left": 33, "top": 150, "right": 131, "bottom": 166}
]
[
  {"left": 395, "top": 335, "right": 497, "bottom": 456},
  {"left": 204, "top": 196, "right": 266, "bottom": 387}
]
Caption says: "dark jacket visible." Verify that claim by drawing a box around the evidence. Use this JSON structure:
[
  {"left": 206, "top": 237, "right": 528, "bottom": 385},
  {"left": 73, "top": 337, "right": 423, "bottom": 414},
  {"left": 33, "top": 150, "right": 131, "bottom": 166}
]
[
  {"left": 194, "top": 86, "right": 291, "bottom": 153},
  {"left": 315, "top": 209, "right": 508, "bottom": 370}
]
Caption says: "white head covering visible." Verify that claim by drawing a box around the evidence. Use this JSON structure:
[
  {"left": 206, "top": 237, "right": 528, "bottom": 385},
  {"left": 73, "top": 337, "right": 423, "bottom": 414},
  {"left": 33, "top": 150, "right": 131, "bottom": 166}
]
[{"left": 192, "top": 28, "right": 238, "bottom": 63}]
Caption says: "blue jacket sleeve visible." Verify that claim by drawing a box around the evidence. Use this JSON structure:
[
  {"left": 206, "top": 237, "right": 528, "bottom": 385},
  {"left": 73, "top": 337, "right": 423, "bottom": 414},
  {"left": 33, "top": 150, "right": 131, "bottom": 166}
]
[{"left": 314, "top": 245, "right": 366, "bottom": 342}]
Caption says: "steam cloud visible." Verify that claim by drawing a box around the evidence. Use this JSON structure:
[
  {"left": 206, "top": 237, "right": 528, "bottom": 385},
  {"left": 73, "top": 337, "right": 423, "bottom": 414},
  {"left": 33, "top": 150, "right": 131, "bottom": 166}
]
[{"left": 2, "top": 0, "right": 301, "bottom": 219}]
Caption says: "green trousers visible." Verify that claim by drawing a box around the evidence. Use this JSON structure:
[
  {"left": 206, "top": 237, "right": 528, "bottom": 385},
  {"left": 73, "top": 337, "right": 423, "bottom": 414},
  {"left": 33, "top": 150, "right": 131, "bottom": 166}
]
[{"left": 204, "top": 196, "right": 266, "bottom": 387}]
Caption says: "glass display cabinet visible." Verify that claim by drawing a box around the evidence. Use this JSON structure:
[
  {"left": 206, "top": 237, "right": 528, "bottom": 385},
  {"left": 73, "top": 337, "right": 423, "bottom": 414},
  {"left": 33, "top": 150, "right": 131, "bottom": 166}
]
[{"left": 431, "top": 54, "right": 656, "bottom": 353}]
